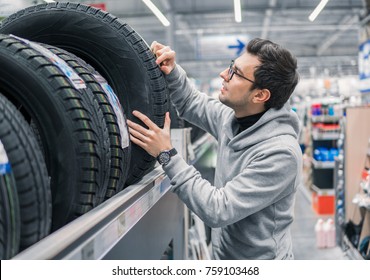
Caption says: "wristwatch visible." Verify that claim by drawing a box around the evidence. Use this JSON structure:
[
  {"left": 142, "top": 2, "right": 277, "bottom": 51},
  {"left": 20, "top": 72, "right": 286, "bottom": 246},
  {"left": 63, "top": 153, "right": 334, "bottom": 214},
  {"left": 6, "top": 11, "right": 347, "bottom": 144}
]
[{"left": 157, "top": 148, "right": 177, "bottom": 166}]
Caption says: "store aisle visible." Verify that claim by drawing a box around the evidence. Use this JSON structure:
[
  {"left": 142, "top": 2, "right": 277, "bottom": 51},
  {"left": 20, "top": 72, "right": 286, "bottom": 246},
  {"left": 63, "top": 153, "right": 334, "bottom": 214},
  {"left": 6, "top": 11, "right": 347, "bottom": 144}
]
[{"left": 291, "top": 184, "right": 348, "bottom": 260}]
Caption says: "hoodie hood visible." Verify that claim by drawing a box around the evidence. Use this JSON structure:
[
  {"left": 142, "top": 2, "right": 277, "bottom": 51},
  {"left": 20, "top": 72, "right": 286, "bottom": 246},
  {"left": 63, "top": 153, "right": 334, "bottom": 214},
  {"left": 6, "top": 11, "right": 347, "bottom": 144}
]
[{"left": 224, "top": 103, "right": 300, "bottom": 151}]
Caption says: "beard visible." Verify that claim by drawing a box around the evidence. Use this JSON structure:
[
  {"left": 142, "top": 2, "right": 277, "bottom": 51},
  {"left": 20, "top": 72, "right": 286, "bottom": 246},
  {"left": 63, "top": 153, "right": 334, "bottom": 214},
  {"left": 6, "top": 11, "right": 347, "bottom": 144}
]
[
  {"left": 219, "top": 91, "right": 241, "bottom": 109},
  {"left": 219, "top": 90, "right": 253, "bottom": 115},
  {"left": 219, "top": 93, "right": 231, "bottom": 107}
]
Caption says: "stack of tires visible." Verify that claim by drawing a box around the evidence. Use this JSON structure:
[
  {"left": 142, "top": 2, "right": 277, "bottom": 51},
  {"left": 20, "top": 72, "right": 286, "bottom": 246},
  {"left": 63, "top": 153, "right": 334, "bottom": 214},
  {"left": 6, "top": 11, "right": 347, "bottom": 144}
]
[{"left": 0, "top": 2, "right": 168, "bottom": 259}]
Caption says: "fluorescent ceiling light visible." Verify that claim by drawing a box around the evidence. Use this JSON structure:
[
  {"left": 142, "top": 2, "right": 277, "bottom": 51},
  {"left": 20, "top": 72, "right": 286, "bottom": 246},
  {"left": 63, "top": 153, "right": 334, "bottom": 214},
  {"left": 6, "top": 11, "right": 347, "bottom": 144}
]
[
  {"left": 234, "top": 0, "right": 242, "bottom": 23},
  {"left": 142, "top": 0, "right": 170, "bottom": 27},
  {"left": 43, "top": 0, "right": 56, "bottom": 3},
  {"left": 309, "top": 0, "right": 329, "bottom": 22}
]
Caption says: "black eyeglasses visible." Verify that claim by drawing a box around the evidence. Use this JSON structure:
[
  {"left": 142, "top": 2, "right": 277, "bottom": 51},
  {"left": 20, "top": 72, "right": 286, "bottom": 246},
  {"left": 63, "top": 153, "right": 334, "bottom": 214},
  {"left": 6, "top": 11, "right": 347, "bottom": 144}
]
[{"left": 228, "top": 60, "right": 255, "bottom": 84}]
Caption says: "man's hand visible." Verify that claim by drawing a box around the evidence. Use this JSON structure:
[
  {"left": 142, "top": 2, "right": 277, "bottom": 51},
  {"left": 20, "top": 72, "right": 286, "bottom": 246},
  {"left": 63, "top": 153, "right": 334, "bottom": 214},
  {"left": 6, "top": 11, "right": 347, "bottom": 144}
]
[
  {"left": 150, "top": 41, "right": 176, "bottom": 75},
  {"left": 127, "top": 111, "right": 172, "bottom": 157}
]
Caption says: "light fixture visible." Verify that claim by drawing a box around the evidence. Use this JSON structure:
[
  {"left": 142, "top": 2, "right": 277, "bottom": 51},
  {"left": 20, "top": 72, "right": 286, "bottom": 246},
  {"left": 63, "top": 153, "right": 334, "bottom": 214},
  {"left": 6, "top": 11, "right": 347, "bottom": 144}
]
[
  {"left": 43, "top": 0, "right": 56, "bottom": 3},
  {"left": 142, "top": 0, "right": 170, "bottom": 27},
  {"left": 309, "top": 0, "right": 329, "bottom": 22},
  {"left": 234, "top": 0, "right": 242, "bottom": 23}
]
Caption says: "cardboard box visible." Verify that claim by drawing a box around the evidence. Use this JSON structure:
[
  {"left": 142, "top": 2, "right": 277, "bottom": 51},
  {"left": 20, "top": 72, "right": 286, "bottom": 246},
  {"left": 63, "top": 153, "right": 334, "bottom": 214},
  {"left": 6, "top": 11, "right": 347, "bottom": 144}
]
[{"left": 312, "top": 186, "right": 335, "bottom": 215}]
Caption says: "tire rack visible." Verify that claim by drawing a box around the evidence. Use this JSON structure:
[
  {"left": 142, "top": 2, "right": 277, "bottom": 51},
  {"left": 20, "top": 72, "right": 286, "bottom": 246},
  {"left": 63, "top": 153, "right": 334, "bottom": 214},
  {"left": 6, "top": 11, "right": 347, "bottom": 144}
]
[{"left": 11, "top": 130, "right": 216, "bottom": 260}]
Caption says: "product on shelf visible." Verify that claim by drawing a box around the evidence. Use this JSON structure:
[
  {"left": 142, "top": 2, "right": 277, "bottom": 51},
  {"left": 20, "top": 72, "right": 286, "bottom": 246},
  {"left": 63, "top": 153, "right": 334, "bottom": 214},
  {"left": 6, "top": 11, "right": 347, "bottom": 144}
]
[
  {"left": 315, "top": 219, "right": 326, "bottom": 248},
  {"left": 313, "top": 147, "right": 339, "bottom": 162},
  {"left": 311, "top": 101, "right": 344, "bottom": 117},
  {"left": 0, "top": 2, "right": 169, "bottom": 187},
  {"left": 312, "top": 123, "right": 340, "bottom": 133},
  {"left": 324, "top": 218, "right": 336, "bottom": 248},
  {"left": 314, "top": 218, "right": 336, "bottom": 249}
]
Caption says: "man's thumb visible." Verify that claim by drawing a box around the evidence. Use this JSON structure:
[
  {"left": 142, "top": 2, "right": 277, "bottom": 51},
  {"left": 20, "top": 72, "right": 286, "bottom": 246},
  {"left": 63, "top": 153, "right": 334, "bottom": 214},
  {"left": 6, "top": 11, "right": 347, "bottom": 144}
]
[{"left": 164, "top": 111, "right": 171, "bottom": 130}]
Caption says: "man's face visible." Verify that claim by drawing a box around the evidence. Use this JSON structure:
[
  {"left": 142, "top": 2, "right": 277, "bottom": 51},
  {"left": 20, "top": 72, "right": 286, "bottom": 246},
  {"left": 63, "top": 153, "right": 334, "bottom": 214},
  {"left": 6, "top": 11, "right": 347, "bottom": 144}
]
[{"left": 219, "top": 52, "right": 261, "bottom": 116}]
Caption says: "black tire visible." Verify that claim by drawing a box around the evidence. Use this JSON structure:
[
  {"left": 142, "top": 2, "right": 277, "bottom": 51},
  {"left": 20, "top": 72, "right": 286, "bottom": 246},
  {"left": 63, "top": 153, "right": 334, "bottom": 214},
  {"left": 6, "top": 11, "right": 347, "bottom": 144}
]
[
  {"left": 0, "top": 34, "right": 109, "bottom": 230},
  {"left": 0, "top": 139, "right": 20, "bottom": 259},
  {"left": 0, "top": 93, "right": 51, "bottom": 252},
  {"left": 0, "top": 2, "right": 169, "bottom": 186},
  {"left": 42, "top": 43, "right": 131, "bottom": 199},
  {"left": 0, "top": 92, "right": 52, "bottom": 256}
]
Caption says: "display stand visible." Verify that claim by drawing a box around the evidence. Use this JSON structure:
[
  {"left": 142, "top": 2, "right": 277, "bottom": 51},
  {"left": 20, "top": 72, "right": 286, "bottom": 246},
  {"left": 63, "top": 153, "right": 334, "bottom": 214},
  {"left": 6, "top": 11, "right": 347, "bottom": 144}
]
[
  {"left": 11, "top": 130, "right": 216, "bottom": 260},
  {"left": 309, "top": 112, "right": 341, "bottom": 215},
  {"left": 344, "top": 107, "right": 370, "bottom": 224},
  {"left": 334, "top": 156, "right": 345, "bottom": 246},
  {"left": 342, "top": 106, "right": 370, "bottom": 259}
]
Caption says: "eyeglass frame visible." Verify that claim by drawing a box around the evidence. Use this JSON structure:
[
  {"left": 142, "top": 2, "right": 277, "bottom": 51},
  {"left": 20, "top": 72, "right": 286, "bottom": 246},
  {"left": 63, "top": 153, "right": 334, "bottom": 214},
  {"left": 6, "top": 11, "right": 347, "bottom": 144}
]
[{"left": 228, "top": 60, "right": 256, "bottom": 85}]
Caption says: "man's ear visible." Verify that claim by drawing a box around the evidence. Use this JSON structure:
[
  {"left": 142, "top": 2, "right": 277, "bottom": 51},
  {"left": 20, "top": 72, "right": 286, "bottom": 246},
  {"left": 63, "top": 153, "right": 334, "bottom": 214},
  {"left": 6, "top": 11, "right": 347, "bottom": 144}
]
[{"left": 253, "top": 88, "right": 271, "bottom": 104}]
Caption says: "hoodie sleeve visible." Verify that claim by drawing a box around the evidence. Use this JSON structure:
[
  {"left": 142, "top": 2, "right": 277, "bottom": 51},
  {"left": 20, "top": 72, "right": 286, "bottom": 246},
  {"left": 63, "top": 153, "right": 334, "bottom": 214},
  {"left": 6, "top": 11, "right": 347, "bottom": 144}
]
[
  {"left": 164, "top": 144, "right": 300, "bottom": 228},
  {"left": 166, "top": 65, "right": 230, "bottom": 139}
]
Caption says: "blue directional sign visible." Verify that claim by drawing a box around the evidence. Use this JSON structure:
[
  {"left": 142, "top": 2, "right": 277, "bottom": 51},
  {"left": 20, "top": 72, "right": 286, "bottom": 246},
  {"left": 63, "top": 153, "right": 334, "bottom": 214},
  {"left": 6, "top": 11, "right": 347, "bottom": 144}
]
[
  {"left": 197, "top": 35, "right": 250, "bottom": 60},
  {"left": 228, "top": 39, "right": 246, "bottom": 56}
]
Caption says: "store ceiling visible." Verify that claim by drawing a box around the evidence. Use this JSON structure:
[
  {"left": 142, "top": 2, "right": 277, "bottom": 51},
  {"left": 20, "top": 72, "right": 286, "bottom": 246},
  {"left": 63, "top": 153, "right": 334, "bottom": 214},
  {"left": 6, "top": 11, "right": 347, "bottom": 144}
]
[{"left": 0, "top": 0, "right": 367, "bottom": 81}]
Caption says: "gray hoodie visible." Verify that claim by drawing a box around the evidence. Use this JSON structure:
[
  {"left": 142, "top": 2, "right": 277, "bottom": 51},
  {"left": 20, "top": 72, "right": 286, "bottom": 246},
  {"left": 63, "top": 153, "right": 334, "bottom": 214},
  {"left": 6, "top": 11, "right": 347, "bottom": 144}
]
[{"left": 163, "top": 65, "right": 302, "bottom": 259}]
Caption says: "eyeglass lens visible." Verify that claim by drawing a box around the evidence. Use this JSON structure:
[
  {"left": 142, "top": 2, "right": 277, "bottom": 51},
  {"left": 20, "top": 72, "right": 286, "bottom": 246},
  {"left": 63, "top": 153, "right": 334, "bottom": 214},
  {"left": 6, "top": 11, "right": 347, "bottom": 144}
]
[{"left": 228, "top": 61, "right": 235, "bottom": 80}]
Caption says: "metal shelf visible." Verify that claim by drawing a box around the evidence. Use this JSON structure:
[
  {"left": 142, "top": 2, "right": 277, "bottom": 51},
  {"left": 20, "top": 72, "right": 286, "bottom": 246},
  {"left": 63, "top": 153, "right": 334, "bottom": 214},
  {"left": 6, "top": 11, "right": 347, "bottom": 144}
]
[
  {"left": 312, "top": 131, "right": 340, "bottom": 140},
  {"left": 12, "top": 131, "right": 216, "bottom": 260},
  {"left": 311, "top": 184, "right": 335, "bottom": 195},
  {"left": 312, "top": 159, "right": 335, "bottom": 169},
  {"left": 13, "top": 166, "right": 171, "bottom": 259},
  {"left": 343, "top": 234, "right": 365, "bottom": 260},
  {"left": 311, "top": 115, "right": 342, "bottom": 123}
]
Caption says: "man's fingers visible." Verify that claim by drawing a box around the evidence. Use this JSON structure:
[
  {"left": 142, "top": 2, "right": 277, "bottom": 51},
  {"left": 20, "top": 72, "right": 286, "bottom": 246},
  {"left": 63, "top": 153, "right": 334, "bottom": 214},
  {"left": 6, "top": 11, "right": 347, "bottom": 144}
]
[
  {"left": 150, "top": 41, "right": 166, "bottom": 55},
  {"left": 164, "top": 112, "right": 171, "bottom": 131},
  {"left": 150, "top": 42, "right": 176, "bottom": 74},
  {"left": 155, "top": 54, "right": 167, "bottom": 65},
  {"left": 150, "top": 41, "right": 157, "bottom": 51},
  {"left": 155, "top": 48, "right": 174, "bottom": 63},
  {"left": 127, "top": 119, "right": 151, "bottom": 136},
  {"left": 153, "top": 46, "right": 174, "bottom": 63},
  {"left": 132, "top": 110, "right": 158, "bottom": 130},
  {"left": 129, "top": 134, "right": 147, "bottom": 150},
  {"left": 160, "top": 65, "right": 173, "bottom": 75},
  {"left": 155, "top": 45, "right": 171, "bottom": 56},
  {"left": 128, "top": 126, "right": 149, "bottom": 143}
]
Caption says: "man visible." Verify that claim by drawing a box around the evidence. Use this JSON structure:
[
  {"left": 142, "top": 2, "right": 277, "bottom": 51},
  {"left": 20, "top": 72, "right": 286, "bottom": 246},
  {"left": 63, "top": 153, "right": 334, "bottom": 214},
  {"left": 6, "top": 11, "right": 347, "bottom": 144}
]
[{"left": 127, "top": 38, "right": 302, "bottom": 259}]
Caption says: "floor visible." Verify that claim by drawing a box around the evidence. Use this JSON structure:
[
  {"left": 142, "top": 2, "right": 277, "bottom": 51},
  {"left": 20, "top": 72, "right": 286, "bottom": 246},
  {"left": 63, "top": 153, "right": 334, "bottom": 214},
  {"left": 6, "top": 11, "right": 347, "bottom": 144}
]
[{"left": 291, "top": 184, "right": 348, "bottom": 260}]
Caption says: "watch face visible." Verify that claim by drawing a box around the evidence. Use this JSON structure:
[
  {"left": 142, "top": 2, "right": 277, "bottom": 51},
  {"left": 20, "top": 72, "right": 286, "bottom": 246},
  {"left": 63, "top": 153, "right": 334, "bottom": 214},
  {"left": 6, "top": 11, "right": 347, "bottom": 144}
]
[{"left": 158, "top": 152, "right": 170, "bottom": 165}]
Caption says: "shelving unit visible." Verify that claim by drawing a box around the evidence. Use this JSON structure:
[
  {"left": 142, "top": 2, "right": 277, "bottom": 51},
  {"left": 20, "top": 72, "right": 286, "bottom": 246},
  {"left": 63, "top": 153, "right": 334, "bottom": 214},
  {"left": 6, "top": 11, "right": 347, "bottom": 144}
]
[
  {"left": 312, "top": 131, "right": 340, "bottom": 141},
  {"left": 312, "top": 159, "right": 335, "bottom": 169},
  {"left": 11, "top": 130, "right": 217, "bottom": 260},
  {"left": 311, "top": 115, "right": 342, "bottom": 123},
  {"left": 308, "top": 101, "right": 343, "bottom": 215},
  {"left": 334, "top": 152, "right": 345, "bottom": 247},
  {"left": 343, "top": 234, "right": 365, "bottom": 260},
  {"left": 341, "top": 107, "right": 370, "bottom": 259}
]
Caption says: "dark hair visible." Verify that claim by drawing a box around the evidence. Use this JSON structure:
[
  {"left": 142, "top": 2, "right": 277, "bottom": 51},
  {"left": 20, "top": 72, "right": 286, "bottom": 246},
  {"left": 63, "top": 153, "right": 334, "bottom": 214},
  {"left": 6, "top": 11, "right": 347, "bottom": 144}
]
[{"left": 247, "top": 38, "right": 299, "bottom": 110}]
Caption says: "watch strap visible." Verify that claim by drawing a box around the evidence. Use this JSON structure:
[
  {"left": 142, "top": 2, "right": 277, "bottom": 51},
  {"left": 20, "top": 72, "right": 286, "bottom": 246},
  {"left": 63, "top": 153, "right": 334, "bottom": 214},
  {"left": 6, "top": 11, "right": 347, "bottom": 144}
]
[{"left": 168, "top": 148, "right": 177, "bottom": 157}]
